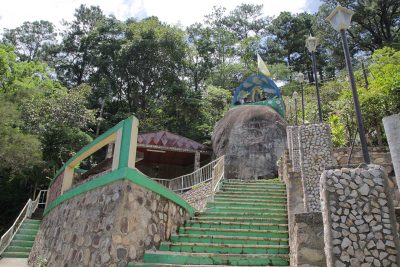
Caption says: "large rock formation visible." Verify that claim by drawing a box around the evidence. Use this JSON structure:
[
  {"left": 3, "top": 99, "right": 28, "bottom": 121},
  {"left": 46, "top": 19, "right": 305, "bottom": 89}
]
[{"left": 212, "top": 105, "right": 287, "bottom": 179}]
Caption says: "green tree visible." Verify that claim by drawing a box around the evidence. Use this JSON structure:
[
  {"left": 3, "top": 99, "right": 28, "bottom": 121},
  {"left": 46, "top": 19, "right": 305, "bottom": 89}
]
[{"left": 2, "top": 20, "right": 58, "bottom": 62}]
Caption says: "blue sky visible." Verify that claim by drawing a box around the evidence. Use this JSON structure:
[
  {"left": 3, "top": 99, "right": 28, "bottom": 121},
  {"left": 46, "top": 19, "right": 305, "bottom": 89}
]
[{"left": 0, "top": 0, "right": 322, "bottom": 31}]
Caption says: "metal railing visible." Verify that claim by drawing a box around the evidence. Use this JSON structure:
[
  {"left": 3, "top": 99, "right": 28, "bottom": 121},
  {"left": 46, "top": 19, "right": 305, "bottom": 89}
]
[
  {"left": 0, "top": 190, "right": 47, "bottom": 256},
  {"left": 152, "top": 156, "right": 225, "bottom": 193}
]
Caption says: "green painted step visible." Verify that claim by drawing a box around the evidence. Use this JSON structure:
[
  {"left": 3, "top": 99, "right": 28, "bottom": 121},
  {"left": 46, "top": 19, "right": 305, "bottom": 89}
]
[
  {"left": 220, "top": 187, "right": 286, "bottom": 193},
  {"left": 4, "top": 246, "right": 32, "bottom": 253},
  {"left": 20, "top": 223, "right": 40, "bottom": 230},
  {"left": 198, "top": 211, "right": 288, "bottom": 219},
  {"left": 141, "top": 251, "right": 290, "bottom": 266},
  {"left": 207, "top": 201, "right": 286, "bottom": 209},
  {"left": 0, "top": 252, "right": 30, "bottom": 258},
  {"left": 185, "top": 220, "right": 288, "bottom": 231},
  {"left": 160, "top": 242, "right": 290, "bottom": 254},
  {"left": 205, "top": 207, "right": 287, "bottom": 214},
  {"left": 221, "top": 182, "right": 285, "bottom": 187},
  {"left": 216, "top": 192, "right": 287, "bottom": 198},
  {"left": 13, "top": 234, "right": 36, "bottom": 241},
  {"left": 9, "top": 240, "right": 34, "bottom": 247},
  {"left": 191, "top": 216, "right": 288, "bottom": 224},
  {"left": 130, "top": 264, "right": 289, "bottom": 267},
  {"left": 24, "top": 219, "right": 41, "bottom": 225},
  {"left": 179, "top": 227, "right": 288, "bottom": 238},
  {"left": 222, "top": 181, "right": 284, "bottom": 186},
  {"left": 16, "top": 229, "right": 38, "bottom": 235},
  {"left": 130, "top": 264, "right": 290, "bottom": 267},
  {"left": 171, "top": 234, "right": 289, "bottom": 245},
  {"left": 212, "top": 197, "right": 287, "bottom": 204},
  {"left": 214, "top": 194, "right": 287, "bottom": 200}
]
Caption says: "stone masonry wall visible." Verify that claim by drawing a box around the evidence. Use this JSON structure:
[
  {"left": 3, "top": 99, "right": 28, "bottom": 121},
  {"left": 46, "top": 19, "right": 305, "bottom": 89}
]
[
  {"left": 28, "top": 180, "right": 189, "bottom": 267},
  {"left": 179, "top": 182, "right": 211, "bottom": 211},
  {"left": 333, "top": 147, "right": 392, "bottom": 168},
  {"left": 47, "top": 172, "right": 64, "bottom": 204},
  {"left": 291, "top": 212, "right": 326, "bottom": 267},
  {"left": 320, "top": 164, "right": 400, "bottom": 267},
  {"left": 299, "top": 123, "right": 334, "bottom": 212}
]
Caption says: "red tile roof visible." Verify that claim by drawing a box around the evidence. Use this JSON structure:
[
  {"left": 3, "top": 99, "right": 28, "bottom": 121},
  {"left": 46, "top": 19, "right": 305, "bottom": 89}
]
[{"left": 138, "top": 131, "right": 210, "bottom": 151}]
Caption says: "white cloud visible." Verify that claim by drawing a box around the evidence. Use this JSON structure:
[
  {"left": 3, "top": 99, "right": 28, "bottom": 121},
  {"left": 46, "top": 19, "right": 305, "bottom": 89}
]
[{"left": 0, "top": 0, "right": 311, "bottom": 32}]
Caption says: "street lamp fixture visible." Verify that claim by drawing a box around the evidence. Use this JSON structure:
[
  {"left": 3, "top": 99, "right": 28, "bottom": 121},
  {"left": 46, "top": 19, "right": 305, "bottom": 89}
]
[
  {"left": 297, "top": 73, "right": 305, "bottom": 124},
  {"left": 305, "top": 34, "right": 323, "bottom": 123},
  {"left": 326, "top": 5, "right": 370, "bottom": 164},
  {"left": 293, "top": 91, "right": 299, "bottom": 125}
]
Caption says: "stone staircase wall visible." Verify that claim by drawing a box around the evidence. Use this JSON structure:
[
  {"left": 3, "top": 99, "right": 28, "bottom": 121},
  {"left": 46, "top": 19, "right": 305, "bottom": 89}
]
[{"left": 28, "top": 180, "right": 189, "bottom": 266}]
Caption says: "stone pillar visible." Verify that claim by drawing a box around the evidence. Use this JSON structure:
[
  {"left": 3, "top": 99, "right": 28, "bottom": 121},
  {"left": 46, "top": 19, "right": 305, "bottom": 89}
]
[
  {"left": 383, "top": 114, "right": 400, "bottom": 190},
  {"left": 320, "top": 164, "right": 400, "bottom": 267},
  {"left": 299, "top": 123, "right": 334, "bottom": 212},
  {"left": 291, "top": 126, "right": 301, "bottom": 172},
  {"left": 194, "top": 151, "right": 200, "bottom": 170}
]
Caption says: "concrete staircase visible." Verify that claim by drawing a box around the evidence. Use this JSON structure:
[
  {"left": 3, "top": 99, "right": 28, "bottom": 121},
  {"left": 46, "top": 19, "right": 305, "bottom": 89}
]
[
  {"left": 130, "top": 179, "right": 290, "bottom": 266},
  {"left": 1, "top": 219, "right": 41, "bottom": 258}
]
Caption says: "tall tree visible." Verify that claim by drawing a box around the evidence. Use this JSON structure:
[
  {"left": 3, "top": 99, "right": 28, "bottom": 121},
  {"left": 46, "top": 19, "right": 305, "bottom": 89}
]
[
  {"left": 2, "top": 20, "right": 57, "bottom": 62},
  {"left": 57, "top": 5, "right": 107, "bottom": 87}
]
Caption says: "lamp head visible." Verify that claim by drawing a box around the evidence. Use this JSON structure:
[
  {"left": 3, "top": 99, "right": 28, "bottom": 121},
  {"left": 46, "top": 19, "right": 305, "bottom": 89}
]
[
  {"left": 305, "top": 34, "right": 319, "bottom": 52},
  {"left": 326, "top": 5, "right": 354, "bottom": 32},
  {"left": 297, "top": 72, "right": 305, "bottom": 83},
  {"left": 293, "top": 91, "right": 298, "bottom": 98}
]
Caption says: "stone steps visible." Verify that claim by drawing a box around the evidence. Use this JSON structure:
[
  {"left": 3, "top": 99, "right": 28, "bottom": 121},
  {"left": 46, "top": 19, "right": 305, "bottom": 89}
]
[
  {"left": 204, "top": 206, "right": 287, "bottom": 213},
  {"left": 138, "top": 251, "right": 290, "bottom": 266},
  {"left": 197, "top": 211, "right": 288, "bottom": 219},
  {"left": 128, "top": 264, "right": 289, "bottom": 267},
  {"left": 220, "top": 187, "right": 286, "bottom": 193},
  {"left": 190, "top": 216, "right": 288, "bottom": 224},
  {"left": 178, "top": 227, "right": 288, "bottom": 239},
  {"left": 1, "top": 219, "right": 41, "bottom": 259},
  {"left": 214, "top": 194, "right": 287, "bottom": 201},
  {"left": 130, "top": 179, "right": 290, "bottom": 266},
  {"left": 206, "top": 201, "right": 286, "bottom": 209},
  {"left": 170, "top": 234, "right": 289, "bottom": 245},
  {"left": 159, "top": 242, "right": 289, "bottom": 254},
  {"left": 185, "top": 220, "right": 288, "bottom": 231}
]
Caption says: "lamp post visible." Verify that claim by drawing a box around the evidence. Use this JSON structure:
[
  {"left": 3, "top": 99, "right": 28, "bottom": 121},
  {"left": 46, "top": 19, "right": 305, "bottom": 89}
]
[
  {"left": 297, "top": 73, "right": 305, "bottom": 124},
  {"left": 327, "top": 5, "right": 370, "bottom": 164},
  {"left": 305, "top": 35, "right": 323, "bottom": 123},
  {"left": 293, "top": 91, "right": 299, "bottom": 125}
]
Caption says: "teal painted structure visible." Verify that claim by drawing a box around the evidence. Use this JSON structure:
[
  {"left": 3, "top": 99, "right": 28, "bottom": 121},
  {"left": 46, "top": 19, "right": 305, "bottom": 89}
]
[{"left": 232, "top": 75, "right": 285, "bottom": 118}]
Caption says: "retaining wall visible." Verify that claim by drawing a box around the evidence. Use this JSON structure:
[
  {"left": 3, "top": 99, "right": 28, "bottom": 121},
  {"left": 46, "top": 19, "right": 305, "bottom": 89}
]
[{"left": 28, "top": 180, "right": 190, "bottom": 266}]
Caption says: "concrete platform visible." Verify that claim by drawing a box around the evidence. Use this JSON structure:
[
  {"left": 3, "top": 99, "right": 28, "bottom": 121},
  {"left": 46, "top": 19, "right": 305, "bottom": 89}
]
[{"left": 0, "top": 258, "right": 28, "bottom": 267}]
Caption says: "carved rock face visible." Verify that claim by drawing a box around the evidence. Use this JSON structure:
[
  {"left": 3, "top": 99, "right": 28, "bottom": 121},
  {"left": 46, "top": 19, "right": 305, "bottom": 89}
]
[{"left": 212, "top": 105, "right": 287, "bottom": 180}]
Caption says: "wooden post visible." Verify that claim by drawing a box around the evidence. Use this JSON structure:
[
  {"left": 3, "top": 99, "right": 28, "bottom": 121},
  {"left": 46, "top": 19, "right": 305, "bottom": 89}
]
[{"left": 194, "top": 151, "right": 200, "bottom": 171}]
